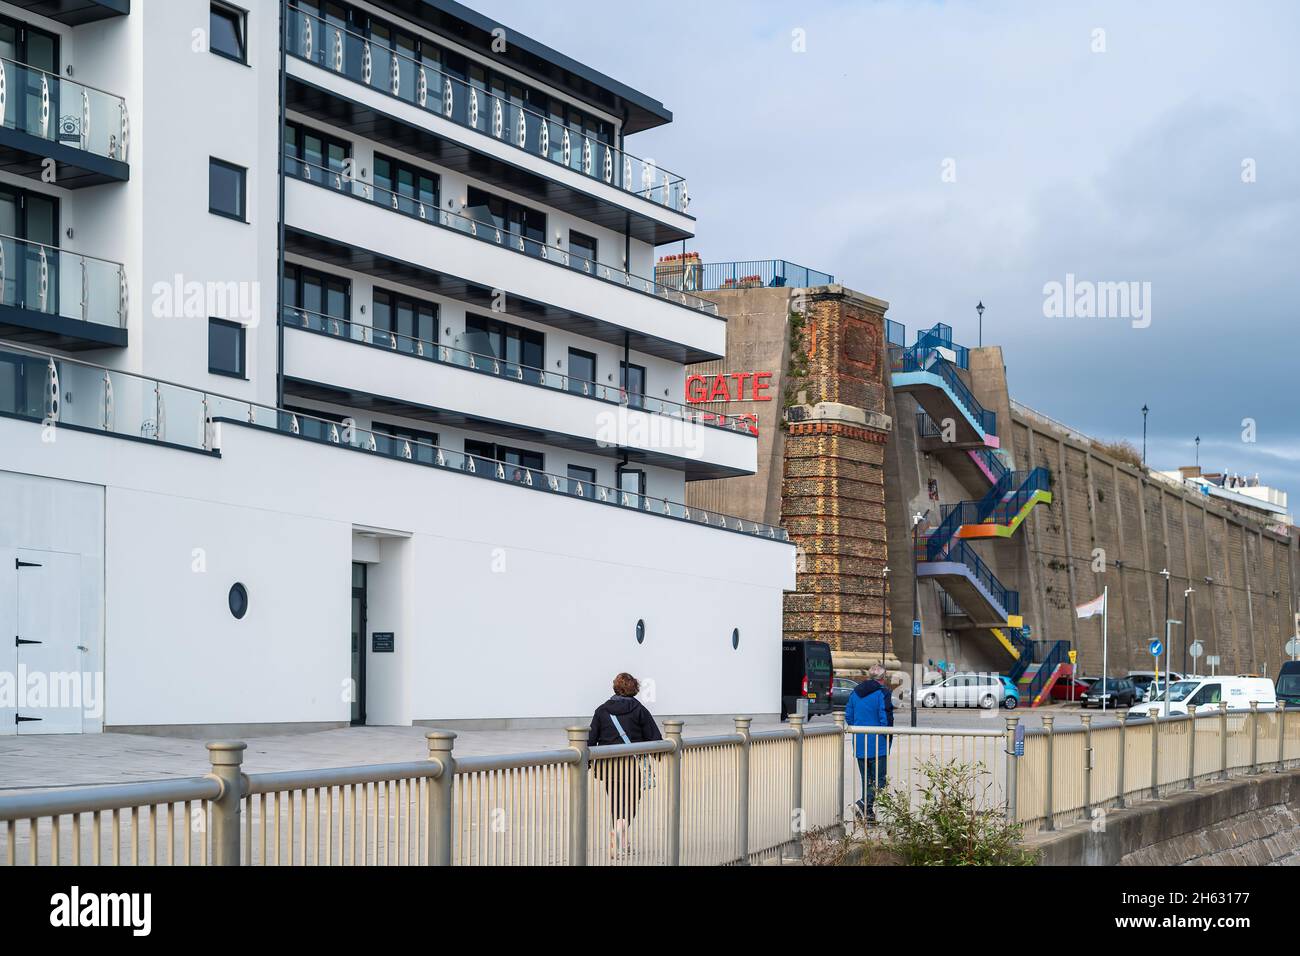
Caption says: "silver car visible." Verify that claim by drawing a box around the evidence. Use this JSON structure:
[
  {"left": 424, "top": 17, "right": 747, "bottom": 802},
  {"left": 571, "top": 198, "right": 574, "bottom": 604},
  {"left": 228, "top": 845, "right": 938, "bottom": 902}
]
[{"left": 918, "top": 673, "right": 1003, "bottom": 709}]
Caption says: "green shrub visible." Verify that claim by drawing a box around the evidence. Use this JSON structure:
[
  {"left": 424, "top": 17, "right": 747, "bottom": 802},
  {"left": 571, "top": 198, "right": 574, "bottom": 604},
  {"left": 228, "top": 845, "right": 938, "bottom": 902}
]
[{"left": 873, "top": 759, "right": 1033, "bottom": 866}]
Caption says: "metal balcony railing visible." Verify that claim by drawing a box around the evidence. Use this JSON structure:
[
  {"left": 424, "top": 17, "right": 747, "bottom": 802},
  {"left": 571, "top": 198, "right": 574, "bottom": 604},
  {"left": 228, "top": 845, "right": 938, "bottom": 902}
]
[
  {"left": 283, "top": 306, "right": 757, "bottom": 436},
  {"left": 0, "top": 343, "right": 785, "bottom": 541},
  {"left": 285, "top": 5, "right": 688, "bottom": 214},
  {"left": 890, "top": 343, "right": 995, "bottom": 435},
  {"left": 0, "top": 55, "right": 128, "bottom": 162},
  {"left": 286, "top": 157, "right": 719, "bottom": 317},
  {"left": 0, "top": 234, "right": 127, "bottom": 329}
]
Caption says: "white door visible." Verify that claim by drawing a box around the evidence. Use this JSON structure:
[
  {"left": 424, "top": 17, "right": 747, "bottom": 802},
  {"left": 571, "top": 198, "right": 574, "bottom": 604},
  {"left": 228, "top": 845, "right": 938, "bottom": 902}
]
[{"left": 14, "top": 549, "right": 84, "bottom": 734}]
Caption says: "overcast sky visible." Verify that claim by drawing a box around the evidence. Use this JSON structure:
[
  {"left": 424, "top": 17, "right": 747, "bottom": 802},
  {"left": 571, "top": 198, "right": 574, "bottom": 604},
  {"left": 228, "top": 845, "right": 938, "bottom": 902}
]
[{"left": 475, "top": 0, "right": 1299, "bottom": 493}]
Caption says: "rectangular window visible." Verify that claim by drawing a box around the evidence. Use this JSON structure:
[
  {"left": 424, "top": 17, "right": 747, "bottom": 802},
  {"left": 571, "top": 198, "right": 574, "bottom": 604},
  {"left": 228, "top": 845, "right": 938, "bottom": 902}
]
[
  {"left": 373, "top": 288, "right": 437, "bottom": 351},
  {"left": 569, "top": 230, "right": 597, "bottom": 271},
  {"left": 373, "top": 421, "right": 438, "bottom": 464},
  {"left": 567, "top": 465, "right": 596, "bottom": 496},
  {"left": 464, "top": 314, "right": 543, "bottom": 377},
  {"left": 620, "top": 361, "right": 646, "bottom": 409},
  {"left": 285, "top": 122, "right": 351, "bottom": 186},
  {"left": 567, "top": 348, "right": 596, "bottom": 396},
  {"left": 208, "top": 317, "right": 246, "bottom": 378},
  {"left": 210, "top": 3, "right": 248, "bottom": 64},
  {"left": 465, "top": 186, "right": 545, "bottom": 254},
  {"left": 464, "top": 439, "right": 544, "bottom": 481},
  {"left": 283, "top": 264, "right": 350, "bottom": 330},
  {"left": 209, "top": 157, "right": 247, "bottom": 221},
  {"left": 374, "top": 153, "right": 438, "bottom": 218}
]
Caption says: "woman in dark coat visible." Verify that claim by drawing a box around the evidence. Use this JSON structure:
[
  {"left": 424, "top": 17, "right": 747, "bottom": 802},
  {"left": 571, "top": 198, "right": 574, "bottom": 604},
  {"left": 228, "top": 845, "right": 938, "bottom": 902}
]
[{"left": 587, "top": 673, "right": 662, "bottom": 855}]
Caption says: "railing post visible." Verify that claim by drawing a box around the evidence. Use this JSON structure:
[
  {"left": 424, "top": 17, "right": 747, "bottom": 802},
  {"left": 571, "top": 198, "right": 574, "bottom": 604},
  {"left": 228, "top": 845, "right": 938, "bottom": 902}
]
[
  {"left": 832, "top": 712, "right": 846, "bottom": 829},
  {"left": 1004, "top": 715, "right": 1020, "bottom": 823},
  {"left": 1277, "top": 701, "right": 1288, "bottom": 773},
  {"left": 1249, "top": 701, "right": 1260, "bottom": 774},
  {"left": 1219, "top": 702, "right": 1229, "bottom": 781},
  {"left": 565, "top": 726, "right": 589, "bottom": 866},
  {"left": 1081, "top": 714, "right": 1093, "bottom": 820},
  {"left": 1186, "top": 706, "right": 1197, "bottom": 791},
  {"left": 1041, "top": 714, "right": 1055, "bottom": 831},
  {"left": 788, "top": 714, "right": 805, "bottom": 858},
  {"left": 1149, "top": 708, "right": 1160, "bottom": 799},
  {"left": 664, "top": 719, "right": 684, "bottom": 866},
  {"left": 426, "top": 730, "right": 456, "bottom": 865},
  {"left": 206, "top": 740, "right": 246, "bottom": 866},
  {"left": 1115, "top": 713, "right": 1128, "bottom": 809},
  {"left": 735, "top": 716, "right": 752, "bottom": 862}
]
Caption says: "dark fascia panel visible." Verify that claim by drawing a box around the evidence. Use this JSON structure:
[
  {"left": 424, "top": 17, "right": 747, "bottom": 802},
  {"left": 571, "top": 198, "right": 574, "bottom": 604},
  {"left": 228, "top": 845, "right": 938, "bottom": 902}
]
[
  {"left": 367, "top": 0, "right": 671, "bottom": 135},
  {"left": 4, "top": 0, "right": 129, "bottom": 26},
  {"left": 283, "top": 376, "right": 748, "bottom": 481},
  {"left": 286, "top": 75, "right": 691, "bottom": 246},
  {"left": 0, "top": 128, "right": 129, "bottom": 188},
  {"left": 0, "top": 304, "right": 127, "bottom": 351},
  {"left": 285, "top": 226, "right": 722, "bottom": 364}
]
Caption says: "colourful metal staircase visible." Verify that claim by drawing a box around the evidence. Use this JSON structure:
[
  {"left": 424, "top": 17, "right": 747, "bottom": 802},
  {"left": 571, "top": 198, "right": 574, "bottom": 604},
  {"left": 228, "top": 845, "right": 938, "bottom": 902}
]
[{"left": 890, "top": 325, "right": 997, "bottom": 447}]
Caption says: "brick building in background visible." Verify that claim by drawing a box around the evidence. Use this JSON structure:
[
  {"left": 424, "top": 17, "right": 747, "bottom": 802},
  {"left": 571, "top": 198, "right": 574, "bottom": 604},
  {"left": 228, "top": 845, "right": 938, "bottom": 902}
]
[{"left": 662, "top": 259, "right": 898, "bottom": 676}]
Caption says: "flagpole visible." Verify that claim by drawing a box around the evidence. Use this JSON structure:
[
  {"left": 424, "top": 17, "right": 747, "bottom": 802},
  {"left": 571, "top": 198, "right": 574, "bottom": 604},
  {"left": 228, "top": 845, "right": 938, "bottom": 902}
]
[{"left": 1101, "top": 586, "right": 1109, "bottom": 714}]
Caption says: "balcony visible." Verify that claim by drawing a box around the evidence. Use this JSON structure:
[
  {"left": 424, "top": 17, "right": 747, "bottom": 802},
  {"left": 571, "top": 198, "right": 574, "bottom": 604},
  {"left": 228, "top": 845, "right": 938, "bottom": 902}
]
[
  {"left": 0, "top": 235, "right": 127, "bottom": 349},
  {"left": 283, "top": 4, "right": 691, "bottom": 245},
  {"left": 283, "top": 307, "right": 756, "bottom": 479},
  {"left": 284, "top": 159, "right": 725, "bottom": 363},
  {"left": 0, "top": 57, "right": 129, "bottom": 187},
  {"left": 0, "top": 342, "right": 788, "bottom": 542}
]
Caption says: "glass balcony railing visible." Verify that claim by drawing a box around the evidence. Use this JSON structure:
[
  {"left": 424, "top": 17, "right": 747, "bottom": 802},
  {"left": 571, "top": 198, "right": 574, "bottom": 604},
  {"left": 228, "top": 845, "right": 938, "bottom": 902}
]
[
  {"left": 0, "top": 234, "right": 127, "bottom": 329},
  {"left": 287, "top": 156, "right": 719, "bottom": 316},
  {"left": 0, "top": 56, "right": 128, "bottom": 163},
  {"left": 284, "top": 305, "right": 757, "bottom": 436},
  {"left": 0, "top": 343, "right": 786, "bottom": 541},
  {"left": 284, "top": 5, "right": 688, "bottom": 214}
]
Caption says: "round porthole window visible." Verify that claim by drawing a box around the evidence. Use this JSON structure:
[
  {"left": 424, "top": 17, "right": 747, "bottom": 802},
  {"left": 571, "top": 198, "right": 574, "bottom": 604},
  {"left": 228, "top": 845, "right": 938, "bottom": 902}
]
[
  {"left": 635, "top": 619, "right": 645, "bottom": 644},
  {"left": 732, "top": 628, "right": 740, "bottom": 650},
  {"left": 228, "top": 583, "right": 248, "bottom": 620}
]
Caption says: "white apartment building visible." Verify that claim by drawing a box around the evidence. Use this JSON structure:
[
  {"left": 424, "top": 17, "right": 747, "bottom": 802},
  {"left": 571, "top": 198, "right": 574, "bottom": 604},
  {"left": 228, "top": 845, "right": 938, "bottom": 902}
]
[{"left": 0, "top": 0, "right": 794, "bottom": 735}]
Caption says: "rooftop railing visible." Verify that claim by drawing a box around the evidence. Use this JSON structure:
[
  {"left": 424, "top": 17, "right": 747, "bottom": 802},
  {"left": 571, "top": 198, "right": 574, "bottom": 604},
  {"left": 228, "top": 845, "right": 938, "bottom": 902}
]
[
  {"left": 0, "top": 343, "right": 785, "bottom": 542},
  {"left": 285, "top": 5, "right": 688, "bottom": 214},
  {"left": 286, "top": 156, "right": 719, "bottom": 317},
  {"left": 283, "top": 305, "right": 757, "bottom": 436},
  {"left": 0, "top": 55, "right": 129, "bottom": 163},
  {"left": 0, "top": 234, "right": 127, "bottom": 329}
]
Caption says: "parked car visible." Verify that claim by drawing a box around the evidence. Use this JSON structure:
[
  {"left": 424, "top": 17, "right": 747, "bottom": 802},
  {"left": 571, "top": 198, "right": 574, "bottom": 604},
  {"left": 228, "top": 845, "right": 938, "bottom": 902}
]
[
  {"left": 1129, "top": 670, "right": 1185, "bottom": 702},
  {"left": 781, "top": 639, "right": 833, "bottom": 720},
  {"left": 1275, "top": 661, "right": 1300, "bottom": 707},
  {"left": 917, "top": 673, "right": 1003, "bottom": 710},
  {"left": 998, "top": 676, "right": 1020, "bottom": 709},
  {"left": 1081, "top": 677, "right": 1140, "bottom": 708},
  {"left": 1051, "top": 676, "right": 1092, "bottom": 701},
  {"left": 1131, "top": 675, "right": 1277, "bottom": 716},
  {"left": 831, "top": 677, "right": 858, "bottom": 710}
]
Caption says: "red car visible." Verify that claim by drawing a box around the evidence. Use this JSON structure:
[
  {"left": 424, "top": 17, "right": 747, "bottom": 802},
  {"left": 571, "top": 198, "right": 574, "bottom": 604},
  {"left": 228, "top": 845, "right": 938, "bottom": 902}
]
[{"left": 1051, "top": 676, "right": 1093, "bottom": 701}]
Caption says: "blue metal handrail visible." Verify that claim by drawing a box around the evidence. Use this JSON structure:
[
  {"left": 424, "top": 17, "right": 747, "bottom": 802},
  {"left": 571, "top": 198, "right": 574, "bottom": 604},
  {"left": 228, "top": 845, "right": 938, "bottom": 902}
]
[
  {"left": 947, "top": 541, "right": 1020, "bottom": 617},
  {"left": 970, "top": 445, "right": 1010, "bottom": 485},
  {"left": 697, "top": 259, "right": 835, "bottom": 291},
  {"left": 986, "top": 467, "right": 1051, "bottom": 525},
  {"left": 889, "top": 344, "right": 995, "bottom": 435},
  {"left": 1023, "top": 641, "right": 1070, "bottom": 704}
]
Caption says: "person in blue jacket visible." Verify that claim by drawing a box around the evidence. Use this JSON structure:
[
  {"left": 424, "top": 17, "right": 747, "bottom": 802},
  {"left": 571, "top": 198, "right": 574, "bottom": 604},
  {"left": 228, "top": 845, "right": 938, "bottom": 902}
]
[{"left": 844, "top": 663, "right": 894, "bottom": 822}]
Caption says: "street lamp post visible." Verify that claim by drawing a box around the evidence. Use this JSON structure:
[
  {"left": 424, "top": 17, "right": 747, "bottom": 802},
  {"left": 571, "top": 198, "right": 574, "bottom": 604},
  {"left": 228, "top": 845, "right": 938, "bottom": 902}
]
[
  {"left": 1183, "top": 587, "right": 1194, "bottom": 675},
  {"left": 881, "top": 566, "right": 890, "bottom": 668},
  {"left": 1161, "top": 568, "right": 1171, "bottom": 715},
  {"left": 1142, "top": 405, "right": 1149, "bottom": 468},
  {"left": 911, "top": 511, "right": 926, "bottom": 728},
  {"left": 1195, "top": 435, "right": 1200, "bottom": 468},
  {"left": 976, "top": 301, "right": 985, "bottom": 348}
]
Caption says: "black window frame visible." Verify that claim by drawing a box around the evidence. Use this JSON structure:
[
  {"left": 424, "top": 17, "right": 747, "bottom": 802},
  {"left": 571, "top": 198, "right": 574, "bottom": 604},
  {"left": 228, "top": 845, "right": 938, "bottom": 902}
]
[
  {"left": 283, "top": 264, "right": 351, "bottom": 328},
  {"left": 464, "top": 313, "right": 543, "bottom": 376},
  {"left": 568, "top": 230, "right": 598, "bottom": 268},
  {"left": 464, "top": 439, "right": 544, "bottom": 477},
  {"left": 566, "top": 464, "right": 597, "bottom": 495},
  {"left": 620, "top": 361, "right": 646, "bottom": 408},
  {"left": 209, "top": 2, "right": 249, "bottom": 65},
  {"left": 285, "top": 121, "right": 352, "bottom": 186},
  {"left": 373, "top": 287, "right": 438, "bottom": 348},
  {"left": 567, "top": 347, "right": 597, "bottom": 395},
  {"left": 373, "top": 152, "right": 440, "bottom": 218},
  {"left": 208, "top": 157, "right": 248, "bottom": 222},
  {"left": 208, "top": 317, "right": 247, "bottom": 379}
]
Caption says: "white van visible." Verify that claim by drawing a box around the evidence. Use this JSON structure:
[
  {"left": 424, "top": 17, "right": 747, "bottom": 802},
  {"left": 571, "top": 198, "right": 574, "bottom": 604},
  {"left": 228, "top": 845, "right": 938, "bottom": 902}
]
[{"left": 1128, "top": 676, "right": 1276, "bottom": 716}]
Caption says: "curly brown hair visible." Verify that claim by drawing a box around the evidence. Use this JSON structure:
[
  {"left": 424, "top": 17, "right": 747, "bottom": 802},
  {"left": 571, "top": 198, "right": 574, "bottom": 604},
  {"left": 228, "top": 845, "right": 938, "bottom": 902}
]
[{"left": 612, "top": 672, "right": 640, "bottom": 697}]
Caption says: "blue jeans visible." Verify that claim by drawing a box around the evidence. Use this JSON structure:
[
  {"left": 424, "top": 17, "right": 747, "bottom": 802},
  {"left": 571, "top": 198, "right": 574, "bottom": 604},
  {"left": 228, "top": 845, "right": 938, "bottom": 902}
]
[{"left": 857, "top": 756, "right": 887, "bottom": 816}]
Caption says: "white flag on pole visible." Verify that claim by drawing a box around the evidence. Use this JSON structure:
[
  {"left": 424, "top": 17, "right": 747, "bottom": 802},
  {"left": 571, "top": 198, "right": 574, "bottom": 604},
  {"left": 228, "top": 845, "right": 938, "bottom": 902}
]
[{"left": 1075, "top": 592, "right": 1106, "bottom": 619}]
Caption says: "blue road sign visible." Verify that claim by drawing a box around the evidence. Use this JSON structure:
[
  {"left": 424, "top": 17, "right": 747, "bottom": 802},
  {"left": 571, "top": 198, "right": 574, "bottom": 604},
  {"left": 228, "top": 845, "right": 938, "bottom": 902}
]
[
  {"left": 1149, "top": 638, "right": 1163, "bottom": 657},
  {"left": 912, "top": 620, "right": 921, "bottom": 637}
]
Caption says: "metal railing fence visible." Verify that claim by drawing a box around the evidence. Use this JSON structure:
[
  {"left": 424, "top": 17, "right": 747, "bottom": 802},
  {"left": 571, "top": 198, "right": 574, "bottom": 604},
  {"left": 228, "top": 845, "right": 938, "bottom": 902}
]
[{"left": 4, "top": 704, "right": 1295, "bottom": 864}]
